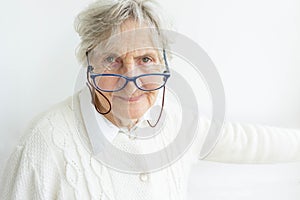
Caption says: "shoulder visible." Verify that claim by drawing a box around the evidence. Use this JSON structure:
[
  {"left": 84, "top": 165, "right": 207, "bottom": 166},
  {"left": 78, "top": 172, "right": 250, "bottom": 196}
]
[
  {"left": 15, "top": 96, "right": 79, "bottom": 166},
  {"left": 4, "top": 95, "right": 82, "bottom": 176},
  {"left": 24, "top": 96, "right": 76, "bottom": 140},
  {"left": 0, "top": 97, "right": 78, "bottom": 199},
  {"left": 29, "top": 96, "right": 75, "bottom": 134}
]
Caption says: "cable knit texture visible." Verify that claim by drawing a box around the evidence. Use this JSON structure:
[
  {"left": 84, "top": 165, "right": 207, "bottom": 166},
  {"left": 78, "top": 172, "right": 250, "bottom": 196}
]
[{"left": 1, "top": 92, "right": 300, "bottom": 200}]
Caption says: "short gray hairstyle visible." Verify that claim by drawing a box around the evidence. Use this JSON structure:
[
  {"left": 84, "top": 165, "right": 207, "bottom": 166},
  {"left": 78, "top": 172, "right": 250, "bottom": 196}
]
[{"left": 74, "top": 0, "right": 171, "bottom": 66}]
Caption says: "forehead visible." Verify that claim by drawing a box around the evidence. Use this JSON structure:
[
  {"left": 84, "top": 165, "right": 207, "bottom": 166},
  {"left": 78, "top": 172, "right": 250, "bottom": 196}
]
[{"left": 92, "top": 19, "right": 163, "bottom": 56}]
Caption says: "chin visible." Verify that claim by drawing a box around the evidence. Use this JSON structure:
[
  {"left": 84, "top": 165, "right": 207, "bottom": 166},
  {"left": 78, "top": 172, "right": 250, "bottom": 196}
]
[
  {"left": 128, "top": 108, "right": 147, "bottom": 119},
  {"left": 112, "top": 103, "right": 149, "bottom": 120}
]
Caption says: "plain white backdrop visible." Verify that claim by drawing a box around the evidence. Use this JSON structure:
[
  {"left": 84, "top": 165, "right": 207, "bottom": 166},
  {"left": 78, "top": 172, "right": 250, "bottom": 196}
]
[{"left": 1, "top": 0, "right": 300, "bottom": 199}]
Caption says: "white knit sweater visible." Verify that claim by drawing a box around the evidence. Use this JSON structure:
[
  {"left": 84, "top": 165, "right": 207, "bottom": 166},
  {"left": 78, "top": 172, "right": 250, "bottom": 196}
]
[{"left": 1, "top": 91, "right": 300, "bottom": 200}]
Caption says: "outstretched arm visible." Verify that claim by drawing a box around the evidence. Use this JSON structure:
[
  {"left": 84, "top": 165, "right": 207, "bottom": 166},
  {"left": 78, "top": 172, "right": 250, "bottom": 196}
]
[{"left": 200, "top": 119, "right": 300, "bottom": 163}]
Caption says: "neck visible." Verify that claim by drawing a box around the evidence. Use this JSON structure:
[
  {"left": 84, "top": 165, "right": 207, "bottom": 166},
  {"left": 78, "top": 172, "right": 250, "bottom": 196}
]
[{"left": 105, "top": 113, "right": 138, "bottom": 130}]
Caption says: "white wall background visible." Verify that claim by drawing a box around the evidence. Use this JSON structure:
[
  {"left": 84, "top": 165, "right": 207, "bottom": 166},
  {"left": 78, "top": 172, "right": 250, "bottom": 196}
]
[{"left": 0, "top": 0, "right": 300, "bottom": 199}]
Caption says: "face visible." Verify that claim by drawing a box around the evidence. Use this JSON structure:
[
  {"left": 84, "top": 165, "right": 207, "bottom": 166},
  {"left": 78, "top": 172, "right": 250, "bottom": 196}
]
[{"left": 90, "top": 19, "right": 165, "bottom": 127}]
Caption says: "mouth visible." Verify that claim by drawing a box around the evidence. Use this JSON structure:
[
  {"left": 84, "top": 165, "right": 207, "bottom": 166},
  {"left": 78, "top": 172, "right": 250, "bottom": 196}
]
[{"left": 115, "top": 94, "right": 145, "bottom": 102}]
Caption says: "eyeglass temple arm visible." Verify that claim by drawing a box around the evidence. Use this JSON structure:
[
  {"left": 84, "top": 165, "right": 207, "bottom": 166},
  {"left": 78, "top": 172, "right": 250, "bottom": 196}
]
[
  {"left": 86, "top": 51, "right": 94, "bottom": 73},
  {"left": 163, "top": 49, "right": 170, "bottom": 73}
]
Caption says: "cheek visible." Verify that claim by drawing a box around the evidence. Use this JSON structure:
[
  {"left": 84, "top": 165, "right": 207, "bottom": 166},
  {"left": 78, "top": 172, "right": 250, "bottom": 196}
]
[
  {"left": 96, "top": 77, "right": 121, "bottom": 91},
  {"left": 95, "top": 91, "right": 113, "bottom": 111},
  {"left": 146, "top": 91, "right": 158, "bottom": 105},
  {"left": 102, "top": 92, "right": 113, "bottom": 102}
]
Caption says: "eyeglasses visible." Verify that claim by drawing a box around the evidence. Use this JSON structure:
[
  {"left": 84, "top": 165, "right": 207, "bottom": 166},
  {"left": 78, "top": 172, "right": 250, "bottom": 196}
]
[{"left": 86, "top": 49, "right": 170, "bottom": 92}]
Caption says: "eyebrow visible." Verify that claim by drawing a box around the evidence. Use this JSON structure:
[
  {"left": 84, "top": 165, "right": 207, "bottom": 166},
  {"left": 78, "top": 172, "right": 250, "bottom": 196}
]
[{"left": 93, "top": 48, "right": 162, "bottom": 60}]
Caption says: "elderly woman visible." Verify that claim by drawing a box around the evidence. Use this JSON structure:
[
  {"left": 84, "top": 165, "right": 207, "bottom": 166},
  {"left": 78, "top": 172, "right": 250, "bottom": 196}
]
[{"left": 1, "top": 0, "right": 300, "bottom": 199}]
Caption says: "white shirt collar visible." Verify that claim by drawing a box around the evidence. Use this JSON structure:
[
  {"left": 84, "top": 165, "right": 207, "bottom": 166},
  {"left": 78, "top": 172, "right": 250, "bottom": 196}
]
[{"left": 92, "top": 98, "right": 152, "bottom": 143}]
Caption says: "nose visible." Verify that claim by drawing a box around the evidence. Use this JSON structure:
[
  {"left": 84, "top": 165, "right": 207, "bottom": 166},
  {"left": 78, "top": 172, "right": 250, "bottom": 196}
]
[
  {"left": 120, "top": 55, "right": 138, "bottom": 94},
  {"left": 121, "top": 55, "right": 136, "bottom": 76}
]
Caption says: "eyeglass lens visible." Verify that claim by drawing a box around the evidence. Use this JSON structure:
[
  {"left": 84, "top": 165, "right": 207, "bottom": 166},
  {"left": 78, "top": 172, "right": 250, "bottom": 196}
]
[{"left": 93, "top": 73, "right": 166, "bottom": 91}]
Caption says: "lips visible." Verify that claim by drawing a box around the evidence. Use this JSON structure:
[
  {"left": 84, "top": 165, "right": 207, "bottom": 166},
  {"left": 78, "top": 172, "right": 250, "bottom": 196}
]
[{"left": 116, "top": 94, "right": 145, "bottom": 102}]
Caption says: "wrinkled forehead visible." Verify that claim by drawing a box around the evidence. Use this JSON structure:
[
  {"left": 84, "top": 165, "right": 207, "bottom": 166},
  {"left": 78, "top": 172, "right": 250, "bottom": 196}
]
[{"left": 92, "top": 28, "right": 164, "bottom": 57}]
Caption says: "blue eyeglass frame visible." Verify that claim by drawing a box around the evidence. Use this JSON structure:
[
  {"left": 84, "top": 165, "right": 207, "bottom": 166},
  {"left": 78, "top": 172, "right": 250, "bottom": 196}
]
[{"left": 86, "top": 49, "right": 171, "bottom": 92}]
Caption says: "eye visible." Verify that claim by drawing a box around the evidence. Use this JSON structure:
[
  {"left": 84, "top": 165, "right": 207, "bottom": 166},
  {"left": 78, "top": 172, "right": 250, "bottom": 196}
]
[
  {"left": 103, "top": 55, "right": 122, "bottom": 71},
  {"left": 141, "top": 56, "right": 152, "bottom": 64},
  {"left": 105, "top": 55, "right": 115, "bottom": 63}
]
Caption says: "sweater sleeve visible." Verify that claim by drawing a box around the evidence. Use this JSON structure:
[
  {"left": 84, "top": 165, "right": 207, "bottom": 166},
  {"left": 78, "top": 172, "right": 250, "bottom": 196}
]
[
  {"left": 201, "top": 121, "right": 300, "bottom": 163},
  {"left": 0, "top": 128, "right": 63, "bottom": 200}
]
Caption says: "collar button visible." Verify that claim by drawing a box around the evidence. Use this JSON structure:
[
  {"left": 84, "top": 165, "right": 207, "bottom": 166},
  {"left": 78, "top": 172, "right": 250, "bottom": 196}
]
[{"left": 139, "top": 173, "right": 149, "bottom": 182}]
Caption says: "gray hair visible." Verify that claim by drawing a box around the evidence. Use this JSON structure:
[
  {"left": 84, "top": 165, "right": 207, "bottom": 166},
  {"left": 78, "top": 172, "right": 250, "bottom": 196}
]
[{"left": 74, "top": 0, "right": 171, "bottom": 66}]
